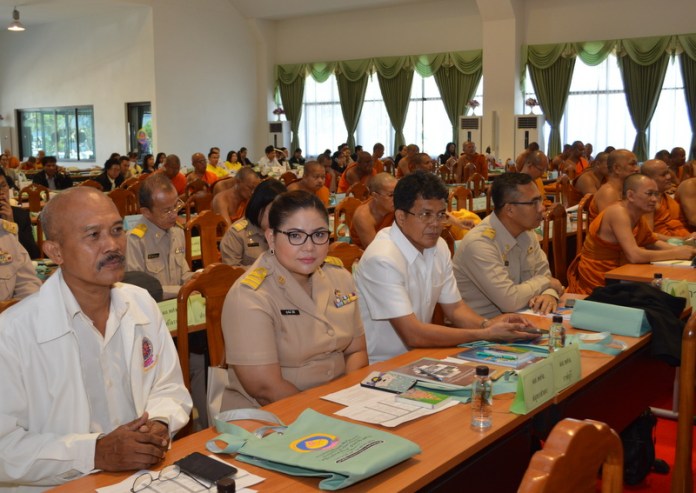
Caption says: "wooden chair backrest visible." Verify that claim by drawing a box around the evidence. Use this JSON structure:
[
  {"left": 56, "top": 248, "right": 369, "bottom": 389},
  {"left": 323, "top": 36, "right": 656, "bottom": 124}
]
[
  {"left": 347, "top": 182, "right": 370, "bottom": 201},
  {"left": 440, "top": 225, "right": 456, "bottom": 257},
  {"left": 280, "top": 171, "right": 298, "bottom": 187},
  {"left": 672, "top": 313, "right": 696, "bottom": 493},
  {"left": 517, "top": 418, "right": 623, "bottom": 493},
  {"left": 327, "top": 242, "right": 363, "bottom": 271},
  {"left": 437, "top": 164, "right": 453, "bottom": 184},
  {"left": 80, "top": 179, "right": 103, "bottom": 190},
  {"left": 382, "top": 159, "right": 395, "bottom": 176},
  {"left": 120, "top": 177, "right": 139, "bottom": 189},
  {"left": 0, "top": 299, "right": 19, "bottom": 315},
  {"left": 185, "top": 178, "right": 209, "bottom": 197},
  {"left": 176, "top": 263, "right": 245, "bottom": 389},
  {"left": 575, "top": 193, "right": 593, "bottom": 255},
  {"left": 466, "top": 173, "right": 486, "bottom": 197},
  {"left": 19, "top": 184, "right": 49, "bottom": 212},
  {"left": 541, "top": 203, "right": 568, "bottom": 285},
  {"left": 458, "top": 162, "right": 478, "bottom": 183},
  {"left": 505, "top": 162, "right": 517, "bottom": 173},
  {"left": 108, "top": 188, "right": 139, "bottom": 218},
  {"left": 184, "top": 190, "right": 213, "bottom": 222},
  {"left": 126, "top": 180, "right": 142, "bottom": 209},
  {"left": 448, "top": 186, "right": 473, "bottom": 212},
  {"left": 184, "top": 210, "right": 228, "bottom": 269},
  {"left": 333, "top": 197, "right": 362, "bottom": 237},
  {"left": 551, "top": 177, "right": 571, "bottom": 208}
]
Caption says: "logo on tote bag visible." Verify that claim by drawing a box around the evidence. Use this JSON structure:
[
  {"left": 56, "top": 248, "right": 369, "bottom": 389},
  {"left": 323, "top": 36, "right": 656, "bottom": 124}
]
[{"left": 290, "top": 433, "right": 339, "bottom": 453}]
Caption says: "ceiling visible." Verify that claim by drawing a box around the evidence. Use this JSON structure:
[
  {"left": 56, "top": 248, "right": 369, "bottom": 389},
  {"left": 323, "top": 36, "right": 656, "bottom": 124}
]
[{"left": 0, "top": 0, "right": 450, "bottom": 28}]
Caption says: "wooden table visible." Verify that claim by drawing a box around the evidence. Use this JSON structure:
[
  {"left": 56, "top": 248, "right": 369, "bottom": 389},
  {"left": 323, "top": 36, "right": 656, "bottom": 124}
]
[
  {"left": 605, "top": 263, "right": 696, "bottom": 284},
  {"left": 49, "top": 316, "right": 667, "bottom": 493}
]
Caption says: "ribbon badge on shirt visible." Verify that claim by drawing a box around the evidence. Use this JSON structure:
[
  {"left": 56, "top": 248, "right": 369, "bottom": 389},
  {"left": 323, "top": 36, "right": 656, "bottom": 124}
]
[
  {"left": 0, "top": 250, "right": 12, "bottom": 264},
  {"left": 334, "top": 289, "right": 357, "bottom": 308},
  {"left": 142, "top": 337, "right": 157, "bottom": 371}
]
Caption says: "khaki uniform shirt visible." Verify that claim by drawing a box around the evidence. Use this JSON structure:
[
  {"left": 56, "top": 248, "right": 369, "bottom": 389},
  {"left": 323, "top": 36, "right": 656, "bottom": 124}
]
[
  {"left": 219, "top": 218, "right": 267, "bottom": 268},
  {"left": 0, "top": 219, "right": 41, "bottom": 302},
  {"left": 453, "top": 212, "right": 559, "bottom": 318},
  {"left": 125, "top": 216, "right": 193, "bottom": 299},
  {"left": 221, "top": 252, "right": 365, "bottom": 410}
]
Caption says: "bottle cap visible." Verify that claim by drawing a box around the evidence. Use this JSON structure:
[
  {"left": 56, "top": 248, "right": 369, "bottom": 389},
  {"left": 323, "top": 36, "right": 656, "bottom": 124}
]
[
  {"left": 552, "top": 315, "right": 563, "bottom": 323},
  {"left": 216, "top": 477, "right": 236, "bottom": 493},
  {"left": 654, "top": 273, "right": 663, "bottom": 279},
  {"left": 475, "top": 365, "right": 489, "bottom": 376}
]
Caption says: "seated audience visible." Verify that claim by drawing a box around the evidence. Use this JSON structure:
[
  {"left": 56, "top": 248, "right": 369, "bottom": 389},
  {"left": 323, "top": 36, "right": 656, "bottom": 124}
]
[
  {"left": 0, "top": 170, "right": 40, "bottom": 259},
  {"left": 439, "top": 142, "right": 457, "bottom": 165},
  {"left": 287, "top": 161, "right": 330, "bottom": 206},
  {"left": 155, "top": 152, "right": 167, "bottom": 170},
  {"left": 158, "top": 154, "right": 187, "bottom": 195},
  {"left": 206, "top": 147, "right": 228, "bottom": 179},
  {"left": 588, "top": 149, "right": 640, "bottom": 223},
  {"left": 519, "top": 150, "right": 553, "bottom": 207},
  {"left": 350, "top": 173, "right": 396, "bottom": 249},
  {"left": 353, "top": 171, "right": 534, "bottom": 364},
  {"left": 584, "top": 142, "right": 594, "bottom": 162},
  {"left": 641, "top": 159, "right": 695, "bottom": 240},
  {"left": 212, "top": 166, "right": 260, "bottom": 225},
  {"left": 120, "top": 156, "right": 137, "bottom": 181},
  {"left": 412, "top": 153, "right": 435, "bottom": 173},
  {"left": 337, "top": 151, "right": 376, "bottom": 193},
  {"left": 0, "top": 205, "right": 41, "bottom": 300},
  {"left": 238, "top": 147, "right": 253, "bottom": 166},
  {"left": 0, "top": 187, "right": 191, "bottom": 488},
  {"left": 220, "top": 179, "right": 286, "bottom": 267},
  {"left": 676, "top": 177, "right": 696, "bottom": 229},
  {"left": 567, "top": 174, "right": 696, "bottom": 294},
  {"left": 567, "top": 140, "right": 589, "bottom": 178},
  {"left": 187, "top": 152, "right": 218, "bottom": 186},
  {"left": 453, "top": 173, "right": 563, "bottom": 318},
  {"left": 668, "top": 146, "right": 687, "bottom": 184},
  {"left": 288, "top": 148, "right": 306, "bottom": 168},
  {"left": 31, "top": 156, "right": 73, "bottom": 190},
  {"left": 515, "top": 142, "right": 540, "bottom": 171},
  {"left": 396, "top": 144, "right": 419, "bottom": 178},
  {"left": 127, "top": 152, "right": 142, "bottom": 175},
  {"left": 140, "top": 153, "right": 156, "bottom": 175},
  {"left": 2, "top": 149, "right": 20, "bottom": 169},
  {"left": 372, "top": 143, "right": 386, "bottom": 174},
  {"left": 0, "top": 154, "right": 18, "bottom": 184},
  {"left": 221, "top": 191, "right": 368, "bottom": 408},
  {"left": 455, "top": 141, "right": 488, "bottom": 180},
  {"left": 572, "top": 151, "right": 609, "bottom": 199},
  {"left": 257, "top": 145, "right": 283, "bottom": 176},
  {"left": 94, "top": 158, "right": 124, "bottom": 191},
  {"left": 223, "top": 150, "right": 243, "bottom": 175}
]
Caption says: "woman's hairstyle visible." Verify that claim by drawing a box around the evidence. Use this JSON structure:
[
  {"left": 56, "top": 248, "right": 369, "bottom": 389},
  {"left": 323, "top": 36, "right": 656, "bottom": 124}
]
[
  {"left": 245, "top": 179, "right": 287, "bottom": 228},
  {"left": 268, "top": 190, "right": 328, "bottom": 231},
  {"left": 155, "top": 152, "right": 166, "bottom": 169},
  {"left": 226, "top": 150, "right": 237, "bottom": 162},
  {"left": 142, "top": 154, "right": 153, "bottom": 170}
]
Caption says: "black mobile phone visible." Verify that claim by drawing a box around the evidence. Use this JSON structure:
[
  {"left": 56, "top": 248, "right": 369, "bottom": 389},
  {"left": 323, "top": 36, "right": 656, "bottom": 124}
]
[
  {"left": 174, "top": 452, "right": 238, "bottom": 483},
  {"left": 564, "top": 299, "right": 576, "bottom": 308}
]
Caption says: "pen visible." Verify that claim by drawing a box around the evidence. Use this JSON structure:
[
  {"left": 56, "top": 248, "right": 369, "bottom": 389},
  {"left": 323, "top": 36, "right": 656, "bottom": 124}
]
[
  {"left": 418, "top": 369, "right": 444, "bottom": 381},
  {"left": 476, "top": 351, "right": 517, "bottom": 361}
]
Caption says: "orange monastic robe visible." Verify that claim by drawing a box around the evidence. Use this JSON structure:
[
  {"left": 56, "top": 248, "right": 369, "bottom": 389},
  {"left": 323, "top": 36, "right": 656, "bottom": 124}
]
[
  {"left": 337, "top": 163, "right": 375, "bottom": 193},
  {"left": 653, "top": 193, "right": 690, "bottom": 237},
  {"left": 567, "top": 210, "right": 658, "bottom": 295},
  {"left": 349, "top": 207, "right": 394, "bottom": 249}
]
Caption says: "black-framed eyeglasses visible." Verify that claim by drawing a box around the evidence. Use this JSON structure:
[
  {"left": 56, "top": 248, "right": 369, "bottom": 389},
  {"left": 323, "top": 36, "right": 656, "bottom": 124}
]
[
  {"left": 130, "top": 465, "right": 208, "bottom": 492},
  {"left": 275, "top": 229, "right": 331, "bottom": 245},
  {"left": 403, "top": 210, "right": 448, "bottom": 223},
  {"left": 507, "top": 197, "right": 543, "bottom": 207}
]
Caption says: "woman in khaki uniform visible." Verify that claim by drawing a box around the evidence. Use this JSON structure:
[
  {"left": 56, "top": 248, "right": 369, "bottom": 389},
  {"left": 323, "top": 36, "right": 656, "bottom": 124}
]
[
  {"left": 219, "top": 179, "right": 286, "bottom": 268},
  {"left": 221, "top": 191, "right": 368, "bottom": 409}
]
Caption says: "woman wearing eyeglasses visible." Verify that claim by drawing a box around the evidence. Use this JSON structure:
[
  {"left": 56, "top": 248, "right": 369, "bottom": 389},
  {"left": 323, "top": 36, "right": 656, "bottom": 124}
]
[{"left": 221, "top": 191, "right": 368, "bottom": 409}]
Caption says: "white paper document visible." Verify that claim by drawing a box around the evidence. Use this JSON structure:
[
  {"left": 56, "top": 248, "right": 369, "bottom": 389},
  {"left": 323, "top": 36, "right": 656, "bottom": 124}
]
[{"left": 322, "top": 384, "right": 458, "bottom": 427}]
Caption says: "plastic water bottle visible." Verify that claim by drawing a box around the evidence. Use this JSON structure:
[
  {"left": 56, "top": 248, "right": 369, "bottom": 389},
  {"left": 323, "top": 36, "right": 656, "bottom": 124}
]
[
  {"left": 470, "top": 365, "right": 492, "bottom": 431},
  {"left": 651, "top": 273, "right": 663, "bottom": 290},
  {"left": 548, "top": 315, "right": 565, "bottom": 352}
]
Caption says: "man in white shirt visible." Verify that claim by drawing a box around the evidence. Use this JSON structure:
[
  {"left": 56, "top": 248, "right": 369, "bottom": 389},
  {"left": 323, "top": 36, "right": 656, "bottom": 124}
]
[
  {"left": 353, "top": 171, "right": 534, "bottom": 363},
  {"left": 257, "top": 145, "right": 284, "bottom": 176},
  {"left": 0, "top": 187, "right": 191, "bottom": 491}
]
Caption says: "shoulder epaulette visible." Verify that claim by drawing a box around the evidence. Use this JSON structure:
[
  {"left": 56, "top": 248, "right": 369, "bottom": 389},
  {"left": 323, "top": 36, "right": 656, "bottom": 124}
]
[
  {"left": 129, "top": 223, "right": 147, "bottom": 238},
  {"left": 1, "top": 219, "right": 18, "bottom": 235},
  {"left": 174, "top": 221, "right": 184, "bottom": 229},
  {"left": 241, "top": 267, "right": 268, "bottom": 290},
  {"left": 323, "top": 256, "right": 344, "bottom": 268},
  {"left": 233, "top": 219, "right": 248, "bottom": 232},
  {"left": 481, "top": 228, "right": 496, "bottom": 240}
]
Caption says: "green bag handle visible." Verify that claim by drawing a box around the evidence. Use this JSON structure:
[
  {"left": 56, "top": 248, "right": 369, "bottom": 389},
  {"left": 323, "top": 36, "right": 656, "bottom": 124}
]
[{"left": 206, "top": 408, "right": 287, "bottom": 454}]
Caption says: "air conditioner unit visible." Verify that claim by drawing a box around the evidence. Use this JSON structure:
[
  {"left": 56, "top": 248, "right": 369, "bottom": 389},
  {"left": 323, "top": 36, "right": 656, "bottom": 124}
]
[
  {"left": 268, "top": 121, "right": 291, "bottom": 149},
  {"left": 514, "top": 114, "right": 545, "bottom": 157},
  {"left": 458, "top": 116, "right": 482, "bottom": 151}
]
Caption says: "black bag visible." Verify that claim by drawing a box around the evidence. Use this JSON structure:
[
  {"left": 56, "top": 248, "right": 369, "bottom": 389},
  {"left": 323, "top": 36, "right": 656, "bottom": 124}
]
[{"left": 620, "top": 410, "right": 657, "bottom": 485}]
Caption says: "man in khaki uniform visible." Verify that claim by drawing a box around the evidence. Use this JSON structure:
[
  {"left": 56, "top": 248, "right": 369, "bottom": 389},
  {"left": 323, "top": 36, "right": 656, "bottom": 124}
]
[
  {"left": 125, "top": 174, "right": 193, "bottom": 300},
  {"left": 0, "top": 218, "right": 41, "bottom": 302},
  {"left": 453, "top": 173, "right": 563, "bottom": 318}
]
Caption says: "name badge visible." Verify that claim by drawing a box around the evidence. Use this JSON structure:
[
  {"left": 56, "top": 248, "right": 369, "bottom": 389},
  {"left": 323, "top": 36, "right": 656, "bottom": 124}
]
[
  {"left": 175, "top": 247, "right": 185, "bottom": 254},
  {"left": 147, "top": 253, "right": 160, "bottom": 259},
  {"left": 247, "top": 240, "right": 259, "bottom": 248},
  {"left": 280, "top": 309, "right": 300, "bottom": 316}
]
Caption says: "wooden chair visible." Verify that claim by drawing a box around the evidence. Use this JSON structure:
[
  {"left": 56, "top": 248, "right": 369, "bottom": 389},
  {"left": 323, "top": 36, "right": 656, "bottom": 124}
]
[
  {"left": 440, "top": 225, "right": 456, "bottom": 257},
  {"left": 184, "top": 210, "right": 228, "bottom": 269},
  {"left": 333, "top": 196, "right": 362, "bottom": 237},
  {"left": 279, "top": 171, "right": 298, "bottom": 187},
  {"left": 0, "top": 299, "right": 19, "bottom": 314},
  {"left": 437, "top": 164, "right": 453, "bottom": 184},
  {"left": 176, "top": 263, "right": 245, "bottom": 437},
  {"left": 576, "top": 193, "right": 593, "bottom": 255},
  {"left": 79, "top": 179, "right": 103, "bottom": 190},
  {"left": 107, "top": 188, "right": 139, "bottom": 217},
  {"left": 120, "top": 177, "right": 139, "bottom": 189},
  {"left": 457, "top": 162, "right": 478, "bottom": 183},
  {"left": 185, "top": 178, "right": 209, "bottom": 197},
  {"left": 517, "top": 418, "right": 623, "bottom": 493},
  {"left": 184, "top": 190, "right": 213, "bottom": 222},
  {"left": 466, "top": 172, "right": 487, "bottom": 197},
  {"left": 382, "top": 158, "right": 395, "bottom": 176},
  {"left": 550, "top": 176, "right": 571, "bottom": 208},
  {"left": 448, "top": 186, "right": 473, "bottom": 212},
  {"left": 126, "top": 180, "right": 142, "bottom": 209},
  {"left": 327, "top": 242, "right": 363, "bottom": 271},
  {"left": 347, "top": 182, "right": 370, "bottom": 201},
  {"left": 541, "top": 203, "right": 568, "bottom": 285},
  {"left": 672, "top": 313, "right": 695, "bottom": 493},
  {"left": 18, "top": 184, "right": 49, "bottom": 213}
]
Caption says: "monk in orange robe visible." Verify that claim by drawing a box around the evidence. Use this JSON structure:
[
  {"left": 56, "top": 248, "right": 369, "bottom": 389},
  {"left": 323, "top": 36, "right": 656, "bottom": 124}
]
[
  {"left": 587, "top": 149, "right": 639, "bottom": 223},
  {"left": 288, "top": 161, "right": 331, "bottom": 206},
  {"left": 567, "top": 175, "right": 696, "bottom": 294},
  {"left": 455, "top": 141, "right": 488, "bottom": 180},
  {"left": 211, "top": 166, "right": 260, "bottom": 225},
  {"left": 337, "top": 151, "right": 376, "bottom": 193},
  {"left": 641, "top": 159, "right": 695, "bottom": 239},
  {"left": 349, "top": 173, "right": 397, "bottom": 249}
]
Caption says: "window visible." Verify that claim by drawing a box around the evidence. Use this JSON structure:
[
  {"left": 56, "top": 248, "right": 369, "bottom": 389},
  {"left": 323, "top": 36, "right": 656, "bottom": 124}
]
[
  {"left": 524, "top": 54, "right": 689, "bottom": 157},
  {"left": 17, "top": 106, "right": 95, "bottom": 161}
]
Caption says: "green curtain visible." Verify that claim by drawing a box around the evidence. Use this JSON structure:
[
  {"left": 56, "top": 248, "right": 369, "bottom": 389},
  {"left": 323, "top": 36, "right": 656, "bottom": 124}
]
[
  {"left": 277, "top": 65, "right": 306, "bottom": 152},
  {"left": 618, "top": 37, "right": 670, "bottom": 161},
  {"left": 336, "top": 72, "right": 369, "bottom": 150},
  {"left": 527, "top": 54, "right": 576, "bottom": 157},
  {"left": 433, "top": 66, "right": 482, "bottom": 144},
  {"left": 679, "top": 35, "right": 696, "bottom": 159},
  {"left": 375, "top": 57, "right": 413, "bottom": 156}
]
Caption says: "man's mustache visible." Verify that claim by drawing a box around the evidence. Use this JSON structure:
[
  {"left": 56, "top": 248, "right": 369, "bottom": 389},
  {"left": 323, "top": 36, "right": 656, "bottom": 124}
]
[{"left": 97, "top": 252, "right": 125, "bottom": 270}]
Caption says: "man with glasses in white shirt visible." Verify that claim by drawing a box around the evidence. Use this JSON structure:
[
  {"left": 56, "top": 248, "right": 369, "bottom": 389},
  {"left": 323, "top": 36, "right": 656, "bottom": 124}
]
[
  {"left": 453, "top": 173, "right": 563, "bottom": 319},
  {"left": 354, "top": 171, "right": 534, "bottom": 364}
]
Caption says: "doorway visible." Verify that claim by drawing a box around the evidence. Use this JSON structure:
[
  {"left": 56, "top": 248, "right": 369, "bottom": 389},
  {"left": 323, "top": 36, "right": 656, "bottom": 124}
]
[{"left": 126, "top": 102, "right": 152, "bottom": 161}]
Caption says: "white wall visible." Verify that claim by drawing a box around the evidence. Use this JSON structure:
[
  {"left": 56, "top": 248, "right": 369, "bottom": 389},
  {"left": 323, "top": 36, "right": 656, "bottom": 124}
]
[{"left": 0, "top": 5, "right": 155, "bottom": 166}]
